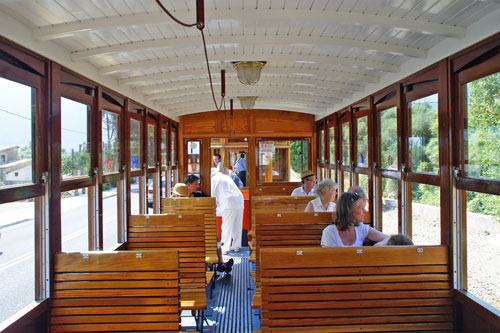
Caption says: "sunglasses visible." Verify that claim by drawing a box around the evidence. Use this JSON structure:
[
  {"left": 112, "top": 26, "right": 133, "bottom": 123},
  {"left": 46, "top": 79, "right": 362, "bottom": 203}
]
[{"left": 351, "top": 192, "right": 360, "bottom": 201}]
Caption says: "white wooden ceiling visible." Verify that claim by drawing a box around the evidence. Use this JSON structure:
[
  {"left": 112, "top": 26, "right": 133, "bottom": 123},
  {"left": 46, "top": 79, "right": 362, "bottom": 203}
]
[{"left": 1, "top": 0, "right": 500, "bottom": 118}]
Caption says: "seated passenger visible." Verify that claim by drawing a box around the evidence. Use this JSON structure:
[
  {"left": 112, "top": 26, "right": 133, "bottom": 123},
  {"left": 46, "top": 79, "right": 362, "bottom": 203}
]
[
  {"left": 347, "top": 185, "right": 367, "bottom": 198},
  {"left": 291, "top": 170, "right": 316, "bottom": 196},
  {"left": 387, "top": 234, "right": 414, "bottom": 245},
  {"left": 171, "top": 183, "right": 189, "bottom": 197},
  {"left": 184, "top": 174, "right": 208, "bottom": 197},
  {"left": 321, "top": 192, "right": 389, "bottom": 247},
  {"left": 305, "top": 179, "right": 338, "bottom": 212}
]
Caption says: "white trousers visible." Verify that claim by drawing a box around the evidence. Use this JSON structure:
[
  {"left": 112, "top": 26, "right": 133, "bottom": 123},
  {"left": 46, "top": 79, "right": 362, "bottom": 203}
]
[{"left": 221, "top": 208, "right": 243, "bottom": 252}]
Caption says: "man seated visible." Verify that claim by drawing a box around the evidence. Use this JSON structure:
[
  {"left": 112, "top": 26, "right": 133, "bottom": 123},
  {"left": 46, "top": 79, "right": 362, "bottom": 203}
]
[
  {"left": 184, "top": 174, "right": 208, "bottom": 197},
  {"left": 291, "top": 170, "right": 316, "bottom": 196}
]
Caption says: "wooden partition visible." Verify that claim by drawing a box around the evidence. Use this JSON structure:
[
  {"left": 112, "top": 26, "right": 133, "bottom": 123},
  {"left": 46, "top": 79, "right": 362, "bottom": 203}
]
[{"left": 260, "top": 246, "right": 453, "bottom": 332}]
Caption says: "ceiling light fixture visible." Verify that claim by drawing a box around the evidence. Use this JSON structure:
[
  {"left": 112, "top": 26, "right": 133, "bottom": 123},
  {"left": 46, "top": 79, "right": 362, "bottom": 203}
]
[
  {"left": 232, "top": 61, "right": 266, "bottom": 85},
  {"left": 238, "top": 96, "right": 258, "bottom": 110}
]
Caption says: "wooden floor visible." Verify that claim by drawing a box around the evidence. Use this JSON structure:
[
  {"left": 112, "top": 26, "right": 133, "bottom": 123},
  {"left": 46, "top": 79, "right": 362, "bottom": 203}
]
[{"left": 182, "top": 247, "right": 259, "bottom": 332}]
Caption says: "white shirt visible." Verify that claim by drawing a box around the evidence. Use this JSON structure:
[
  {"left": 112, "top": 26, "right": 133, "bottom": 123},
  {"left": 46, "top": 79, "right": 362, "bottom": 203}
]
[
  {"left": 309, "top": 197, "right": 336, "bottom": 212},
  {"left": 211, "top": 170, "right": 244, "bottom": 216},
  {"left": 321, "top": 223, "right": 370, "bottom": 247},
  {"left": 291, "top": 185, "right": 315, "bottom": 196}
]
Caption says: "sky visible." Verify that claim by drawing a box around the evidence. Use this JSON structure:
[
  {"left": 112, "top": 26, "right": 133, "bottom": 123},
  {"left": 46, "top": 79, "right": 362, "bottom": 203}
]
[{"left": 0, "top": 77, "right": 89, "bottom": 152}]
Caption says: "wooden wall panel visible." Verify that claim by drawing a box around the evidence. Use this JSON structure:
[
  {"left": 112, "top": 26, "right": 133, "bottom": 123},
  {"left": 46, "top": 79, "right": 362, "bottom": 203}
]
[
  {"left": 181, "top": 113, "right": 217, "bottom": 134},
  {"left": 221, "top": 114, "right": 250, "bottom": 133},
  {"left": 181, "top": 109, "right": 314, "bottom": 137},
  {"left": 254, "top": 111, "right": 314, "bottom": 133}
]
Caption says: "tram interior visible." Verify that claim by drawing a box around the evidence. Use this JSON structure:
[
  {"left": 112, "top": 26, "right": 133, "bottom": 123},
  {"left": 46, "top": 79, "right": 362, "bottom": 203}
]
[{"left": 1, "top": 0, "right": 500, "bottom": 332}]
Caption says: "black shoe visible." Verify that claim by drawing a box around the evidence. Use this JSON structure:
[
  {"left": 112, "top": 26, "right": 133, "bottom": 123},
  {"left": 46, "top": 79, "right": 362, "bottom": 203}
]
[
  {"left": 216, "top": 264, "right": 226, "bottom": 272},
  {"left": 226, "top": 258, "right": 234, "bottom": 268},
  {"left": 224, "top": 264, "right": 232, "bottom": 273}
]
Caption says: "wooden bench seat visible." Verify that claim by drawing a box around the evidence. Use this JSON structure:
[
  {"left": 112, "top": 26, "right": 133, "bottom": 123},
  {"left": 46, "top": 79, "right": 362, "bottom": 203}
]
[
  {"left": 251, "top": 212, "right": 333, "bottom": 309},
  {"left": 259, "top": 246, "right": 453, "bottom": 332},
  {"left": 162, "top": 197, "right": 218, "bottom": 265},
  {"left": 51, "top": 250, "right": 181, "bottom": 332},
  {"left": 128, "top": 214, "right": 207, "bottom": 311}
]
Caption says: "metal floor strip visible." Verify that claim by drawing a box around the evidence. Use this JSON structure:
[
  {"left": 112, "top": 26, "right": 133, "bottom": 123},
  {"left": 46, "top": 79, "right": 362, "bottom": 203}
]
[{"left": 211, "top": 257, "right": 253, "bottom": 333}]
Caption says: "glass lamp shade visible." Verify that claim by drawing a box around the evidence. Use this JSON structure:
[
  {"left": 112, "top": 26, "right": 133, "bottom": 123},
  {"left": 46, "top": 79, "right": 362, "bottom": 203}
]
[
  {"left": 238, "top": 96, "right": 258, "bottom": 109},
  {"left": 233, "top": 61, "right": 266, "bottom": 85}
]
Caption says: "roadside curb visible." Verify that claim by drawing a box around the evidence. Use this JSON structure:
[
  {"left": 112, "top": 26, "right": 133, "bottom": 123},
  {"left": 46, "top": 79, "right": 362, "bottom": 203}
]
[{"left": 0, "top": 219, "right": 31, "bottom": 230}]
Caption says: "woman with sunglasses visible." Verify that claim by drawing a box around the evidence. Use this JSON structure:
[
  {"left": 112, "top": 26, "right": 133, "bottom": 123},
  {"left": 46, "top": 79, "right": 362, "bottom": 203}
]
[
  {"left": 321, "top": 191, "right": 389, "bottom": 247},
  {"left": 304, "top": 179, "right": 338, "bottom": 212}
]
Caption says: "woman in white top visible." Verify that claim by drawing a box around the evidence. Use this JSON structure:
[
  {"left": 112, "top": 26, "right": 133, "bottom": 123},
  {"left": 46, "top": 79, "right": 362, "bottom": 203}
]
[
  {"left": 305, "top": 179, "right": 338, "bottom": 212},
  {"left": 321, "top": 191, "right": 389, "bottom": 247}
]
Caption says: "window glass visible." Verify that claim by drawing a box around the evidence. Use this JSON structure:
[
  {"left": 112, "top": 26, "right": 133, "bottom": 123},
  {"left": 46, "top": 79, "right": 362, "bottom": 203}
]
[
  {"left": 102, "top": 181, "right": 118, "bottom": 250},
  {"left": 187, "top": 141, "right": 201, "bottom": 177},
  {"left": 130, "top": 177, "right": 140, "bottom": 215},
  {"left": 411, "top": 183, "right": 440, "bottom": 245},
  {"left": 319, "top": 129, "right": 325, "bottom": 163},
  {"left": 381, "top": 177, "right": 398, "bottom": 235},
  {"left": 329, "top": 126, "right": 335, "bottom": 164},
  {"left": 409, "top": 94, "right": 438, "bottom": 173},
  {"left": 464, "top": 72, "right": 500, "bottom": 179},
  {"left": 171, "top": 131, "right": 177, "bottom": 166},
  {"left": 343, "top": 171, "right": 351, "bottom": 192},
  {"left": 465, "top": 190, "right": 500, "bottom": 310},
  {"left": 61, "top": 97, "right": 91, "bottom": 179},
  {"left": 61, "top": 188, "right": 89, "bottom": 252},
  {"left": 330, "top": 169, "right": 335, "bottom": 180},
  {"left": 130, "top": 118, "right": 141, "bottom": 171},
  {"left": 0, "top": 78, "right": 35, "bottom": 187},
  {"left": 147, "top": 174, "right": 154, "bottom": 214},
  {"left": 358, "top": 173, "right": 369, "bottom": 198},
  {"left": 258, "top": 139, "right": 308, "bottom": 183},
  {"left": 380, "top": 106, "right": 398, "bottom": 170},
  {"left": 357, "top": 116, "right": 368, "bottom": 167},
  {"left": 341, "top": 122, "right": 350, "bottom": 165},
  {"left": 148, "top": 123, "right": 156, "bottom": 168},
  {"left": 102, "top": 110, "right": 120, "bottom": 174},
  {"left": 0, "top": 200, "right": 35, "bottom": 323},
  {"left": 161, "top": 128, "right": 168, "bottom": 168}
]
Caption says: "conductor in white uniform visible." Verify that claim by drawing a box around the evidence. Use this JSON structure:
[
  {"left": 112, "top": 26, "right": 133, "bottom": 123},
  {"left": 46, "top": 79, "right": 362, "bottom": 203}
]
[{"left": 211, "top": 168, "right": 244, "bottom": 254}]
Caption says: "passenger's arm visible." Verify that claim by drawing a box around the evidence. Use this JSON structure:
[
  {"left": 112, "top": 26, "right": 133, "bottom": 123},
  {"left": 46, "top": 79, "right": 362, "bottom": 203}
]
[
  {"left": 367, "top": 227, "right": 390, "bottom": 246},
  {"left": 304, "top": 201, "right": 314, "bottom": 212}
]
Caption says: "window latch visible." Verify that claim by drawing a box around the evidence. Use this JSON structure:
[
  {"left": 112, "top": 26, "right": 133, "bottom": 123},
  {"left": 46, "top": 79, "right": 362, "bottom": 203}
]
[{"left": 40, "top": 172, "right": 48, "bottom": 185}]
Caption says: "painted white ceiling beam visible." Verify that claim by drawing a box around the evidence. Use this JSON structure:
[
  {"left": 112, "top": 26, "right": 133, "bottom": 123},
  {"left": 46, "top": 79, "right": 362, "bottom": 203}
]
[
  {"left": 99, "top": 53, "right": 398, "bottom": 75},
  {"left": 119, "top": 67, "right": 379, "bottom": 86},
  {"left": 171, "top": 104, "right": 325, "bottom": 116},
  {"left": 138, "top": 80, "right": 355, "bottom": 98},
  {"left": 165, "top": 98, "right": 327, "bottom": 115},
  {"left": 71, "top": 35, "right": 426, "bottom": 62},
  {"left": 33, "top": 9, "right": 465, "bottom": 41},
  {"left": 156, "top": 90, "right": 338, "bottom": 106},
  {"left": 166, "top": 98, "right": 326, "bottom": 112}
]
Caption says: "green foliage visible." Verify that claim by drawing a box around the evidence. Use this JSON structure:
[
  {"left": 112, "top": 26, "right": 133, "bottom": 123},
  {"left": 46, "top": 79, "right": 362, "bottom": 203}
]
[
  {"left": 290, "top": 140, "right": 308, "bottom": 173},
  {"left": 380, "top": 107, "right": 398, "bottom": 169},
  {"left": 61, "top": 147, "right": 90, "bottom": 177},
  {"left": 18, "top": 143, "right": 32, "bottom": 159}
]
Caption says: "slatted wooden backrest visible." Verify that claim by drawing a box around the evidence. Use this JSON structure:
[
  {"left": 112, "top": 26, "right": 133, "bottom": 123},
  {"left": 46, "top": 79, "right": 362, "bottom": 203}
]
[
  {"left": 161, "top": 197, "right": 218, "bottom": 264},
  {"left": 128, "top": 214, "right": 205, "bottom": 294},
  {"left": 51, "top": 250, "right": 180, "bottom": 333},
  {"left": 250, "top": 196, "right": 312, "bottom": 257},
  {"left": 260, "top": 246, "right": 453, "bottom": 332},
  {"left": 254, "top": 212, "right": 333, "bottom": 287}
]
